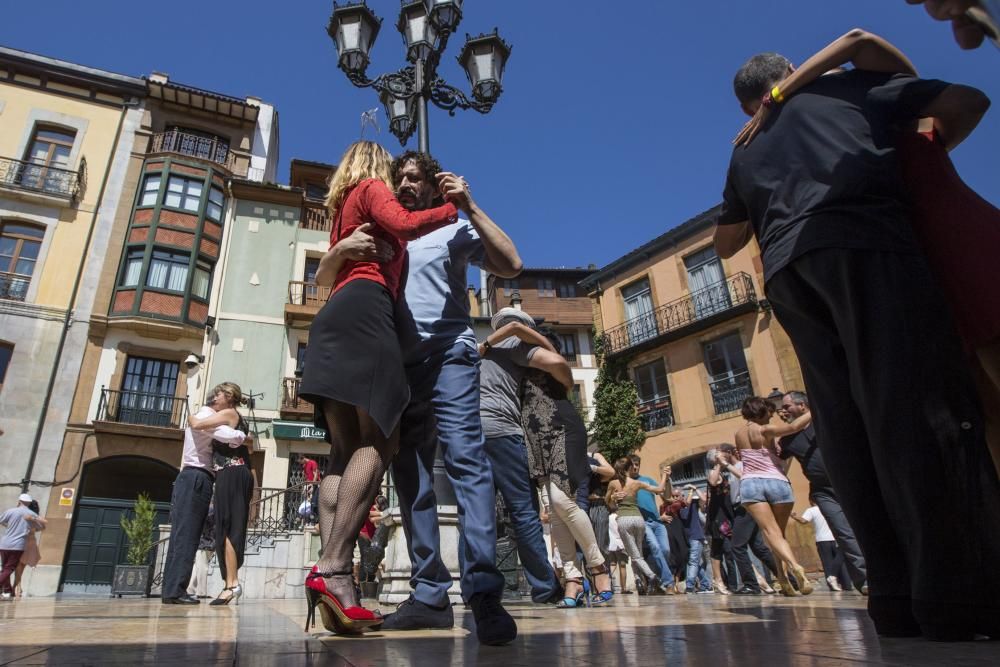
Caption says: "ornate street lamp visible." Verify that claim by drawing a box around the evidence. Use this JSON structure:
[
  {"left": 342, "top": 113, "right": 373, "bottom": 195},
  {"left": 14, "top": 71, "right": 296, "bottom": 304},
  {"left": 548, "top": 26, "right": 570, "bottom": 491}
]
[
  {"left": 426, "top": 0, "right": 463, "bottom": 34},
  {"left": 327, "top": 0, "right": 511, "bottom": 153},
  {"left": 458, "top": 30, "right": 511, "bottom": 104},
  {"left": 327, "top": 2, "right": 383, "bottom": 76}
]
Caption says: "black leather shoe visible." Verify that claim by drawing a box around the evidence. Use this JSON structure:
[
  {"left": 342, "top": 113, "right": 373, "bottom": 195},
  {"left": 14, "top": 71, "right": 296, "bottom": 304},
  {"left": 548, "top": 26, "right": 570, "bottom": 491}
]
[
  {"left": 162, "top": 594, "right": 200, "bottom": 605},
  {"left": 733, "top": 585, "right": 761, "bottom": 595},
  {"left": 382, "top": 596, "right": 454, "bottom": 630},
  {"left": 469, "top": 593, "right": 517, "bottom": 646}
]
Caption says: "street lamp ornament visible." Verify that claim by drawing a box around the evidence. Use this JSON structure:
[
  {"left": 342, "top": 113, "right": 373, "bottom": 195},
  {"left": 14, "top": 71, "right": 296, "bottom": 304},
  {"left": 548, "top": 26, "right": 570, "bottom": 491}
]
[
  {"left": 327, "top": 0, "right": 510, "bottom": 151},
  {"left": 328, "top": 1, "right": 383, "bottom": 75}
]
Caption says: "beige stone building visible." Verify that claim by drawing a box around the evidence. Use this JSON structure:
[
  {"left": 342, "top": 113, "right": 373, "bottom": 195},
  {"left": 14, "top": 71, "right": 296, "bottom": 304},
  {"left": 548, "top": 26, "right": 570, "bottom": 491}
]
[{"left": 581, "top": 205, "right": 818, "bottom": 566}]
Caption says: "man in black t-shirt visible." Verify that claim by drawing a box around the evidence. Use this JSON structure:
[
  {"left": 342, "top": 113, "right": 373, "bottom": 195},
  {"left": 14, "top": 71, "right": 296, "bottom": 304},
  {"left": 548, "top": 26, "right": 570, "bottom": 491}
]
[
  {"left": 714, "top": 53, "right": 1000, "bottom": 641},
  {"left": 776, "top": 391, "right": 867, "bottom": 593}
]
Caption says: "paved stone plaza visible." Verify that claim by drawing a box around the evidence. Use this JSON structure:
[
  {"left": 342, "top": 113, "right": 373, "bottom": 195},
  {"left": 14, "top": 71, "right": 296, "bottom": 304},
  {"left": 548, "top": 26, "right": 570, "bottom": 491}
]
[{"left": 1, "top": 593, "right": 999, "bottom": 665}]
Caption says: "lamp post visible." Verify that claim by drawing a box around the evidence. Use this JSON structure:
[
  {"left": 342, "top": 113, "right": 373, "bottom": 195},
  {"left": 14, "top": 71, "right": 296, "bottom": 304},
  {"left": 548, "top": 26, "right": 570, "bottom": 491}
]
[{"left": 328, "top": 0, "right": 511, "bottom": 154}]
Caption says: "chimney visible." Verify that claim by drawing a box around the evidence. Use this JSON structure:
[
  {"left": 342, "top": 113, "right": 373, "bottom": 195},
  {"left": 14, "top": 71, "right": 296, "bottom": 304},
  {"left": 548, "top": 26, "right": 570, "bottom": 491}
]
[{"left": 149, "top": 72, "right": 169, "bottom": 84}]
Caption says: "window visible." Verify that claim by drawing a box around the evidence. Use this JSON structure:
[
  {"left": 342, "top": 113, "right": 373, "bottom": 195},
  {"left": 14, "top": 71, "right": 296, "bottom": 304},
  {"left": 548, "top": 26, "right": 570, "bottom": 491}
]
[
  {"left": 684, "top": 246, "right": 730, "bottom": 317},
  {"left": 164, "top": 175, "right": 203, "bottom": 213},
  {"left": 621, "top": 278, "right": 656, "bottom": 344},
  {"left": 502, "top": 279, "right": 519, "bottom": 297},
  {"left": 295, "top": 342, "right": 308, "bottom": 376},
  {"left": 146, "top": 250, "right": 189, "bottom": 292},
  {"left": 120, "top": 249, "right": 144, "bottom": 287},
  {"left": 558, "top": 281, "right": 577, "bottom": 298},
  {"left": 559, "top": 333, "right": 578, "bottom": 364},
  {"left": 305, "top": 182, "right": 327, "bottom": 200},
  {"left": 0, "top": 342, "right": 12, "bottom": 393},
  {"left": 139, "top": 174, "right": 161, "bottom": 207},
  {"left": 537, "top": 278, "right": 555, "bottom": 297},
  {"left": 634, "top": 359, "right": 670, "bottom": 405},
  {"left": 191, "top": 262, "right": 212, "bottom": 299},
  {"left": 207, "top": 186, "right": 225, "bottom": 221},
  {"left": 119, "top": 356, "right": 180, "bottom": 427},
  {"left": 703, "top": 333, "right": 752, "bottom": 415},
  {"left": 303, "top": 256, "right": 322, "bottom": 303},
  {"left": 0, "top": 222, "right": 45, "bottom": 301},
  {"left": 634, "top": 358, "right": 674, "bottom": 431}
]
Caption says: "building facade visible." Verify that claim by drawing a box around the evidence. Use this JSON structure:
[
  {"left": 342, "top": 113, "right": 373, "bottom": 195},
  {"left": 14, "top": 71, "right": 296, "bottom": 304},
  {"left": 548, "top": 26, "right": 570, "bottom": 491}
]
[
  {"left": 0, "top": 47, "right": 146, "bottom": 533},
  {"left": 581, "top": 206, "right": 818, "bottom": 565},
  {"left": 32, "top": 66, "right": 278, "bottom": 595},
  {"left": 484, "top": 267, "right": 598, "bottom": 419}
]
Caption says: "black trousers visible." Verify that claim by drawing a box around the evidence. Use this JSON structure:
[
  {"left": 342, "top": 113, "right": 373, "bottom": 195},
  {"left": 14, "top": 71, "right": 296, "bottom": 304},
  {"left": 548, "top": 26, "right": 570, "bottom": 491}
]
[
  {"left": 767, "top": 248, "right": 1000, "bottom": 629},
  {"left": 810, "top": 484, "right": 867, "bottom": 591},
  {"left": 162, "top": 467, "right": 214, "bottom": 599},
  {"left": 730, "top": 506, "right": 778, "bottom": 591},
  {"left": 816, "top": 540, "right": 851, "bottom": 588}
]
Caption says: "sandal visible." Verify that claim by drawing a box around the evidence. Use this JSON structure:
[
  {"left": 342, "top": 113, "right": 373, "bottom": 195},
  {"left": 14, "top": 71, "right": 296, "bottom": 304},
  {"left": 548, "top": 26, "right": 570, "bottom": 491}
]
[{"left": 556, "top": 579, "right": 585, "bottom": 609}]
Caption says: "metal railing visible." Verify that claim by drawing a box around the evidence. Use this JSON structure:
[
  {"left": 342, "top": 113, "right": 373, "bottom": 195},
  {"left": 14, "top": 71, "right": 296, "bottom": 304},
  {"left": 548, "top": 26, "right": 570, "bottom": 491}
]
[
  {"left": 150, "top": 130, "right": 237, "bottom": 172},
  {"left": 95, "top": 386, "right": 189, "bottom": 429},
  {"left": 0, "top": 272, "right": 30, "bottom": 301},
  {"left": 603, "top": 273, "right": 758, "bottom": 356},
  {"left": 302, "top": 205, "right": 332, "bottom": 233},
  {"left": 246, "top": 483, "right": 312, "bottom": 551},
  {"left": 0, "top": 155, "right": 85, "bottom": 201},
  {"left": 708, "top": 370, "right": 753, "bottom": 415},
  {"left": 281, "top": 377, "right": 311, "bottom": 413},
  {"left": 287, "top": 281, "right": 331, "bottom": 307},
  {"left": 638, "top": 399, "right": 675, "bottom": 432}
]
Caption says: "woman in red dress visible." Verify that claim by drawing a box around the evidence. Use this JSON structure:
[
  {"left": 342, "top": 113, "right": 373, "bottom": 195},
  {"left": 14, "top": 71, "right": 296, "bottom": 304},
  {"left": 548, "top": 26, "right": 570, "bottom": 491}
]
[{"left": 298, "top": 141, "right": 459, "bottom": 634}]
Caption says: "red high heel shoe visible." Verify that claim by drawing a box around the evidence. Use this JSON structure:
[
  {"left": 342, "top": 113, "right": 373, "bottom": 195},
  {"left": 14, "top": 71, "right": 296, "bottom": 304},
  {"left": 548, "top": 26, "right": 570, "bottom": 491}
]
[{"left": 305, "top": 569, "right": 382, "bottom": 634}]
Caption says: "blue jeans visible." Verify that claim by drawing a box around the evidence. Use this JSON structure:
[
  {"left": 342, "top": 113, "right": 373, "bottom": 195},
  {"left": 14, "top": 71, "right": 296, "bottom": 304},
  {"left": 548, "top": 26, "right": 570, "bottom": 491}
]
[
  {"left": 643, "top": 518, "right": 672, "bottom": 582},
  {"left": 394, "top": 341, "right": 505, "bottom": 606},
  {"left": 486, "top": 433, "right": 559, "bottom": 602},
  {"left": 686, "top": 539, "right": 712, "bottom": 591}
]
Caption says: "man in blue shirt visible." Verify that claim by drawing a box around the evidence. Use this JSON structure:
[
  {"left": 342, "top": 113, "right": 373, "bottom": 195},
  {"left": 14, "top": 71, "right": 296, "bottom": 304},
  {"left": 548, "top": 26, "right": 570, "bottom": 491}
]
[
  {"left": 325, "top": 152, "right": 521, "bottom": 645},
  {"left": 627, "top": 455, "right": 673, "bottom": 592}
]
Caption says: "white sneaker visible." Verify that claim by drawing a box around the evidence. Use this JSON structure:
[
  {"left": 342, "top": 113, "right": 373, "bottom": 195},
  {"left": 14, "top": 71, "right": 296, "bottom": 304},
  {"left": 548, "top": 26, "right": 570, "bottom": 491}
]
[{"left": 826, "top": 576, "right": 843, "bottom": 592}]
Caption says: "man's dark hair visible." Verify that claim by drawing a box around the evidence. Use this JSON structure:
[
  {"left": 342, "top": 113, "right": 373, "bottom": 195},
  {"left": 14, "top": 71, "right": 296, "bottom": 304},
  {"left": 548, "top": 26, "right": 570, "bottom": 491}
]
[
  {"left": 629, "top": 454, "right": 641, "bottom": 466},
  {"left": 390, "top": 151, "right": 442, "bottom": 187},
  {"left": 741, "top": 396, "right": 775, "bottom": 422},
  {"left": 537, "top": 326, "right": 562, "bottom": 354},
  {"left": 785, "top": 390, "right": 809, "bottom": 407},
  {"left": 733, "top": 52, "right": 791, "bottom": 107},
  {"left": 719, "top": 443, "right": 737, "bottom": 454}
]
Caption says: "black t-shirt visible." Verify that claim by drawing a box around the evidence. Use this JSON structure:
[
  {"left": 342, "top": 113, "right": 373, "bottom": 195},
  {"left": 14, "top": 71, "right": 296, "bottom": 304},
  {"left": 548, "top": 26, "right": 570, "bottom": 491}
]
[
  {"left": 718, "top": 70, "right": 950, "bottom": 282},
  {"left": 778, "top": 424, "right": 830, "bottom": 489}
]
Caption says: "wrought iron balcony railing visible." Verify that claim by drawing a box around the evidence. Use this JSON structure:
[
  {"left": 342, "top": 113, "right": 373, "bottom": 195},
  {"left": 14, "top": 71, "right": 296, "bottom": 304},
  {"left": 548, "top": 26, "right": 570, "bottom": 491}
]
[
  {"left": 281, "top": 376, "right": 312, "bottom": 414},
  {"left": 302, "top": 205, "right": 332, "bottom": 233},
  {"left": 287, "top": 281, "right": 331, "bottom": 308},
  {"left": 603, "top": 273, "right": 758, "bottom": 356},
  {"left": 95, "top": 386, "right": 188, "bottom": 429},
  {"left": 150, "top": 130, "right": 237, "bottom": 172},
  {"left": 708, "top": 370, "right": 753, "bottom": 415},
  {"left": 0, "top": 156, "right": 86, "bottom": 202},
  {"left": 0, "top": 272, "right": 30, "bottom": 302},
  {"left": 638, "top": 398, "right": 675, "bottom": 432}
]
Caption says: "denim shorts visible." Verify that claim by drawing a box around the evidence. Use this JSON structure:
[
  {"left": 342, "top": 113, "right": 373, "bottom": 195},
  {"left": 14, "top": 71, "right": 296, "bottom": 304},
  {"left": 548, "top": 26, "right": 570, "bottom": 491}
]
[{"left": 740, "top": 477, "right": 794, "bottom": 505}]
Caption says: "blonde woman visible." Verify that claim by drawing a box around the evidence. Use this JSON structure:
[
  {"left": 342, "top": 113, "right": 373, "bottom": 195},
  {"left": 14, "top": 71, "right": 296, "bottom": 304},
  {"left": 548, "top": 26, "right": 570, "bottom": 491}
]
[{"left": 300, "top": 140, "right": 460, "bottom": 635}]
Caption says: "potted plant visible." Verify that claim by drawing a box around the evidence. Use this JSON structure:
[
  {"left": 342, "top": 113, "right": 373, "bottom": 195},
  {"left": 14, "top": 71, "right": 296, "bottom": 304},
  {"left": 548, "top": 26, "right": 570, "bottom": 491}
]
[{"left": 112, "top": 493, "right": 156, "bottom": 597}]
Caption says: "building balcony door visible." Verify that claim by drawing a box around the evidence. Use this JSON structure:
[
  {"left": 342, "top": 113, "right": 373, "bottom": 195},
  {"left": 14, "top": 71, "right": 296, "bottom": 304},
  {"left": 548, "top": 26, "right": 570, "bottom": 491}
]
[
  {"left": 685, "top": 246, "right": 731, "bottom": 319},
  {"left": 119, "top": 356, "right": 180, "bottom": 427},
  {"left": 622, "top": 278, "right": 657, "bottom": 345},
  {"left": 703, "top": 333, "right": 752, "bottom": 415}
]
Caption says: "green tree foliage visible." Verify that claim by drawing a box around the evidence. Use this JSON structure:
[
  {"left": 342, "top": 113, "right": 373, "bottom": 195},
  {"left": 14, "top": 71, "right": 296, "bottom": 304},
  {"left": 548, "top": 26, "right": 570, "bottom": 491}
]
[
  {"left": 120, "top": 492, "right": 157, "bottom": 566},
  {"left": 590, "top": 334, "right": 646, "bottom": 464}
]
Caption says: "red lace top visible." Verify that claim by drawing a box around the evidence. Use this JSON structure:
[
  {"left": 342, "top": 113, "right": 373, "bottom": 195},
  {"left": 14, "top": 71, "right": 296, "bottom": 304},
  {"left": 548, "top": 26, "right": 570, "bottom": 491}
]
[
  {"left": 331, "top": 179, "right": 459, "bottom": 300},
  {"left": 898, "top": 131, "right": 1000, "bottom": 349}
]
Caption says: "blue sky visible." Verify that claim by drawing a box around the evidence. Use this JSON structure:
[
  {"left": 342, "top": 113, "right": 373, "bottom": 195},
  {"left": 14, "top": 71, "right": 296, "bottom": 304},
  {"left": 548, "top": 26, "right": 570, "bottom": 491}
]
[{"left": 2, "top": 1, "right": 996, "bottom": 273}]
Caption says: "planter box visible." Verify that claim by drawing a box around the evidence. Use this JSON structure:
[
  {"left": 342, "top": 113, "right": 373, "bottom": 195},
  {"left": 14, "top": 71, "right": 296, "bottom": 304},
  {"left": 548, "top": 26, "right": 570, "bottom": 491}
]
[{"left": 111, "top": 564, "right": 152, "bottom": 597}]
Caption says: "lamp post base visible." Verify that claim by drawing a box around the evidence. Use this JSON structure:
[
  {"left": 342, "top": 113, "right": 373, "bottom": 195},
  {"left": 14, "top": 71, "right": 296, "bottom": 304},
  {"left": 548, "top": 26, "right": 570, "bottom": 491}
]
[{"left": 378, "top": 504, "right": 464, "bottom": 605}]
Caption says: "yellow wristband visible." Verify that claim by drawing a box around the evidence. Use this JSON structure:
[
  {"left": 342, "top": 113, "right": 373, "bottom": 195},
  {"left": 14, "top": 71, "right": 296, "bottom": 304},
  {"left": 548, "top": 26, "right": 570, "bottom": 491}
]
[{"left": 771, "top": 85, "right": 785, "bottom": 104}]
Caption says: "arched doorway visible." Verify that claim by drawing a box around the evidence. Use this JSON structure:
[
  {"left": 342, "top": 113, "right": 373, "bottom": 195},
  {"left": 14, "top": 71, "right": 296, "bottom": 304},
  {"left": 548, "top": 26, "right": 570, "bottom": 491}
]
[{"left": 60, "top": 456, "right": 177, "bottom": 593}]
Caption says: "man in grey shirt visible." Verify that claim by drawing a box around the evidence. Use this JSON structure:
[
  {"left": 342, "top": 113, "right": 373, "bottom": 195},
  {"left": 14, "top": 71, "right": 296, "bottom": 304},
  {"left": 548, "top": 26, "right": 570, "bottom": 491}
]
[
  {"left": 479, "top": 307, "right": 573, "bottom": 603},
  {"left": 0, "top": 493, "right": 44, "bottom": 598}
]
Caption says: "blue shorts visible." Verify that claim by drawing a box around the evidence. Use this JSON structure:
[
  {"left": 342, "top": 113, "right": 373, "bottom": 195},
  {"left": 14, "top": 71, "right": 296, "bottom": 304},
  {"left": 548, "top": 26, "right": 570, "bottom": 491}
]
[{"left": 740, "top": 478, "right": 793, "bottom": 505}]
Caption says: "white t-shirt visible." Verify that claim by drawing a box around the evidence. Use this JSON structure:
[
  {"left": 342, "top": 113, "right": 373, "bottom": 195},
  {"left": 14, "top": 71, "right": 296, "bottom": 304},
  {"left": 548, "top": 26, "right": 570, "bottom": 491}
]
[{"left": 801, "top": 506, "right": 834, "bottom": 543}]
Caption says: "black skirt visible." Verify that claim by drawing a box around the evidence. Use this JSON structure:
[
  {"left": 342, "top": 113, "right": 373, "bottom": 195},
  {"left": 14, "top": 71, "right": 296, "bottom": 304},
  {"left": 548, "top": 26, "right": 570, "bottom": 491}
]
[
  {"left": 299, "top": 279, "right": 410, "bottom": 439},
  {"left": 214, "top": 462, "right": 253, "bottom": 580}
]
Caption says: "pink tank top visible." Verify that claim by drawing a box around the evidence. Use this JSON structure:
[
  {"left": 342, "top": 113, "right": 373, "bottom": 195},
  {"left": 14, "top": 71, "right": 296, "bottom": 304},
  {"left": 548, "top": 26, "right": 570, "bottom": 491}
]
[{"left": 740, "top": 448, "right": 788, "bottom": 481}]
